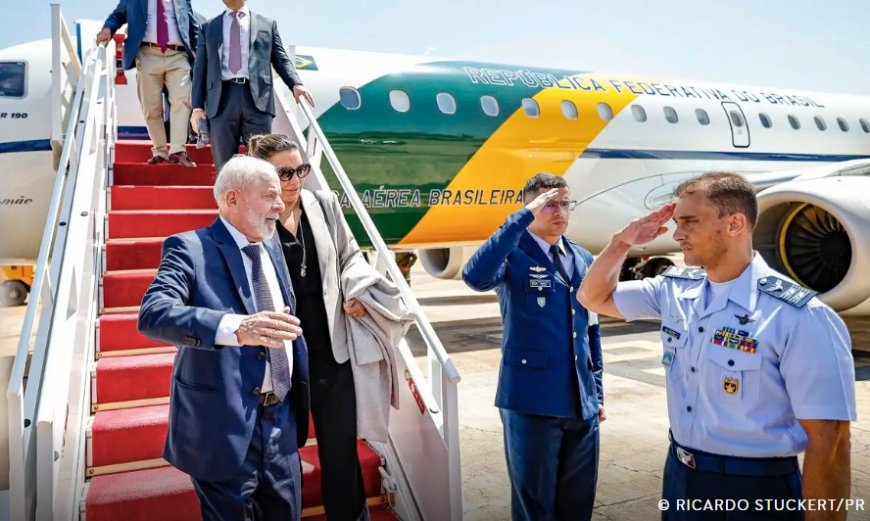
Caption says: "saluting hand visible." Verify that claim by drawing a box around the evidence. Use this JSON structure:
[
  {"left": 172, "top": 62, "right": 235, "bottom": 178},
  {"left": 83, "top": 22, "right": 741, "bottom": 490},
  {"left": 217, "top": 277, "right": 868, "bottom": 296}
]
[
  {"left": 616, "top": 203, "right": 676, "bottom": 247},
  {"left": 525, "top": 188, "right": 563, "bottom": 216},
  {"left": 235, "top": 309, "right": 302, "bottom": 349}
]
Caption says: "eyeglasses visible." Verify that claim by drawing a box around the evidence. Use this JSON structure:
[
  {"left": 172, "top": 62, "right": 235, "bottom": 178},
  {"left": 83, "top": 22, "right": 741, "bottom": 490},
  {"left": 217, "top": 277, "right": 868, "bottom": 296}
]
[
  {"left": 542, "top": 200, "right": 579, "bottom": 213},
  {"left": 277, "top": 164, "right": 311, "bottom": 181}
]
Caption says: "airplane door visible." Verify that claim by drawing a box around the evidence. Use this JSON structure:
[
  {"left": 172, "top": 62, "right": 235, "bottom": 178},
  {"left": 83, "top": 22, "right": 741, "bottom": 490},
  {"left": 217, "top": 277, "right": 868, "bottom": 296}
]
[{"left": 722, "top": 102, "right": 750, "bottom": 148}]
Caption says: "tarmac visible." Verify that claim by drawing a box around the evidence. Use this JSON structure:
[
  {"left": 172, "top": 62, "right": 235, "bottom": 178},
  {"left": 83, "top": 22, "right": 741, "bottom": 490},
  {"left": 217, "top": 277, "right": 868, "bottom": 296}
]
[{"left": 2, "top": 263, "right": 870, "bottom": 520}]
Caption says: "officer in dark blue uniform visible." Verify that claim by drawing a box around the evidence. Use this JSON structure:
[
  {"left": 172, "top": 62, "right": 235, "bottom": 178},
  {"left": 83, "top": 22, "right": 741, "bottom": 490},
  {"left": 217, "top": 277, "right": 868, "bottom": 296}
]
[
  {"left": 579, "top": 172, "right": 856, "bottom": 521},
  {"left": 463, "top": 173, "right": 604, "bottom": 521}
]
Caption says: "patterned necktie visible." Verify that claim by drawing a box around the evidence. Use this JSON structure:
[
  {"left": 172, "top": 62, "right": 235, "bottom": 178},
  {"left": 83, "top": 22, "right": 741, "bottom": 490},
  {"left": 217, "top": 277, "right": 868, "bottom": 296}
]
[
  {"left": 229, "top": 11, "right": 243, "bottom": 74},
  {"left": 242, "top": 244, "right": 292, "bottom": 402},
  {"left": 156, "top": 0, "right": 169, "bottom": 52},
  {"left": 550, "top": 243, "right": 570, "bottom": 283}
]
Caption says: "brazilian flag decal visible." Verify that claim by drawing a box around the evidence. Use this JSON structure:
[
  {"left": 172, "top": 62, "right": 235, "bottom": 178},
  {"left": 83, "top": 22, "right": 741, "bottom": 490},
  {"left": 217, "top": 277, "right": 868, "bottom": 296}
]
[{"left": 295, "top": 55, "right": 318, "bottom": 71}]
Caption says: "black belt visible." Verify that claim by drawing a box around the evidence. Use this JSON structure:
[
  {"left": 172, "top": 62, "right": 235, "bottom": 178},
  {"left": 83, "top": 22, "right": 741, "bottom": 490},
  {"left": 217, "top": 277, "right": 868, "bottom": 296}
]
[
  {"left": 140, "top": 41, "right": 186, "bottom": 52},
  {"left": 258, "top": 392, "right": 281, "bottom": 406},
  {"left": 223, "top": 77, "right": 249, "bottom": 84},
  {"left": 670, "top": 432, "right": 798, "bottom": 477}
]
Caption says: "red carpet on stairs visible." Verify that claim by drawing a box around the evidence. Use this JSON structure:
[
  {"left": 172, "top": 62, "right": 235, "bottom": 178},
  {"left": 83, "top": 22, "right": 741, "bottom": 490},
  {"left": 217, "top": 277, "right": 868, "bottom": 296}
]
[{"left": 86, "top": 140, "right": 395, "bottom": 520}]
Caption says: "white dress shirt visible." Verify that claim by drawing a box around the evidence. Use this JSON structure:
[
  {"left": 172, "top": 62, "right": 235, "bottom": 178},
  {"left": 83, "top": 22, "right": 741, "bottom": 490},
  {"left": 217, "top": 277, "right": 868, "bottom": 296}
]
[
  {"left": 214, "top": 217, "right": 293, "bottom": 392},
  {"left": 221, "top": 5, "right": 251, "bottom": 80},
  {"left": 143, "top": 0, "right": 184, "bottom": 46}
]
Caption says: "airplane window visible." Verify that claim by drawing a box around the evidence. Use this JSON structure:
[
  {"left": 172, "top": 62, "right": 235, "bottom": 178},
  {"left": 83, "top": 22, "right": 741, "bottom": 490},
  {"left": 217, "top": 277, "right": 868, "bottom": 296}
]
[
  {"left": 0, "top": 62, "right": 26, "bottom": 97},
  {"left": 389, "top": 90, "right": 411, "bottom": 113},
  {"left": 729, "top": 110, "right": 745, "bottom": 128},
  {"left": 759, "top": 113, "right": 772, "bottom": 128},
  {"left": 339, "top": 87, "right": 361, "bottom": 110},
  {"left": 695, "top": 109, "right": 709, "bottom": 125},
  {"left": 480, "top": 95, "right": 499, "bottom": 117},
  {"left": 597, "top": 102, "right": 613, "bottom": 121},
  {"left": 522, "top": 98, "right": 540, "bottom": 118},
  {"left": 437, "top": 92, "right": 457, "bottom": 115},
  {"left": 788, "top": 115, "right": 801, "bottom": 130},
  {"left": 861, "top": 118, "right": 870, "bottom": 133},
  {"left": 664, "top": 106, "right": 679, "bottom": 124},
  {"left": 814, "top": 116, "right": 827, "bottom": 131},
  {"left": 561, "top": 100, "right": 578, "bottom": 120},
  {"left": 837, "top": 117, "right": 849, "bottom": 132},
  {"left": 632, "top": 105, "right": 647, "bottom": 122}
]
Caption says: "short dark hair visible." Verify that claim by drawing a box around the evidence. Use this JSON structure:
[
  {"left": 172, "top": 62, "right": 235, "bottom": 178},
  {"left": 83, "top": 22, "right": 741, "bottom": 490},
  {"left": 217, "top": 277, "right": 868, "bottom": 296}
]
[
  {"left": 247, "top": 134, "right": 299, "bottom": 161},
  {"left": 522, "top": 172, "right": 567, "bottom": 203},
  {"left": 674, "top": 172, "right": 758, "bottom": 228}
]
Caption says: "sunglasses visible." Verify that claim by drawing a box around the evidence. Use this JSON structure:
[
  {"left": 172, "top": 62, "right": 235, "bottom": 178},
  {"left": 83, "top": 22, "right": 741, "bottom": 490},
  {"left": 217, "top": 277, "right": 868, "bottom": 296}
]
[
  {"left": 277, "top": 163, "right": 311, "bottom": 181},
  {"left": 542, "top": 200, "right": 579, "bottom": 213}
]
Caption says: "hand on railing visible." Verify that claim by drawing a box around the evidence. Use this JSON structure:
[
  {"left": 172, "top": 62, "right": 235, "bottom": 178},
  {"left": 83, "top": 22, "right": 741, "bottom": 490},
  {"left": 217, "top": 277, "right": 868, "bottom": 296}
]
[{"left": 292, "top": 85, "right": 315, "bottom": 107}]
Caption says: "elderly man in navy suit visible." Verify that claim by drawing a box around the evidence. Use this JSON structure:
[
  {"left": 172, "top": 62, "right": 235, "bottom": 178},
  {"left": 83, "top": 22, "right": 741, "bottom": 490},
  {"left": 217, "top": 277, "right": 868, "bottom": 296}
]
[
  {"left": 139, "top": 156, "right": 310, "bottom": 520},
  {"left": 97, "top": 0, "right": 199, "bottom": 167},
  {"left": 189, "top": 0, "right": 315, "bottom": 172},
  {"left": 463, "top": 173, "right": 605, "bottom": 521}
]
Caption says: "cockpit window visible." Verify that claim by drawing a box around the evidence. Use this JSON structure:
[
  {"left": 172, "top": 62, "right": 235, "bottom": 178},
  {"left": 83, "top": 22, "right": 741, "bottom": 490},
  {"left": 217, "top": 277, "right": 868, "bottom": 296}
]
[{"left": 0, "top": 62, "right": 26, "bottom": 97}]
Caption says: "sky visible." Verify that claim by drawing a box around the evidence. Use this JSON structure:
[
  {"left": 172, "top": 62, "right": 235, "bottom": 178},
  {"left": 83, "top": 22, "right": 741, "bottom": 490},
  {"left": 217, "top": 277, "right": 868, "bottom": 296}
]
[{"left": 1, "top": 0, "right": 868, "bottom": 95}]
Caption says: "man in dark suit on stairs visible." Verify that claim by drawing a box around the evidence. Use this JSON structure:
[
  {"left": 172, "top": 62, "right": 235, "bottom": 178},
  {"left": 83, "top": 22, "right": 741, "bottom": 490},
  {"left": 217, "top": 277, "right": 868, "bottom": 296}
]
[
  {"left": 138, "top": 155, "right": 310, "bottom": 520},
  {"left": 189, "top": 0, "right": 315, "bottom": 172}
]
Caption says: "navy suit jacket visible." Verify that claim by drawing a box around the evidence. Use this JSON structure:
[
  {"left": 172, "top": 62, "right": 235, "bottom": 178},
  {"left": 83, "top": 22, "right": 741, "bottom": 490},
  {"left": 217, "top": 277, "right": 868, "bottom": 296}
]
[
  {"left": 463, "top": 209, "right": 604, "bottom": 420},
  {"left": 103, "top": 0, "right": 199, "bottom": 70},
  {"left": 191, "top": 11, "right": 302, "bottom": 118},
  {"left": 138, "top": 219, "right": 310, "bottom": 482}
]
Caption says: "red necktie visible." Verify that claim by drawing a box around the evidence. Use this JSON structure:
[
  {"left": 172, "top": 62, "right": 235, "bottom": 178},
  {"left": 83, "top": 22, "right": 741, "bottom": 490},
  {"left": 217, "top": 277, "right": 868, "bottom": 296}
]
[{"left": 156, "top": 0, "right": 169, "bottom": 52}]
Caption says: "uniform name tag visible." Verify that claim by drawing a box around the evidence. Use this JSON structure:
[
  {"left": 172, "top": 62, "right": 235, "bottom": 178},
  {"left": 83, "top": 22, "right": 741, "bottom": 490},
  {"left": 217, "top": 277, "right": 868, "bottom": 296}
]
[
  {"left": 661, "top": 326, "right": 681, "bottom": 340},
  {"left": 529, "top": 278, "right": 552, "bottom": 289}
]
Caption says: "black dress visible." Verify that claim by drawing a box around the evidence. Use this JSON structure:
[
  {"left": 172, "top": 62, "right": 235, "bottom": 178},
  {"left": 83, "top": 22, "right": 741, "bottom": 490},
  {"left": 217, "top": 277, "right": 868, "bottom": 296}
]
[{"left": 276, "top": 213, "right": 366, "bottom": 520}]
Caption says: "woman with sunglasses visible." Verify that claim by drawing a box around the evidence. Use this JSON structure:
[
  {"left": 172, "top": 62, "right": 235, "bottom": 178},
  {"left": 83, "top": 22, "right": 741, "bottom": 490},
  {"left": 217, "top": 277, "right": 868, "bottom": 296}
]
[{"left": 248, "top": 134, "right": 370, "bottom": 521}]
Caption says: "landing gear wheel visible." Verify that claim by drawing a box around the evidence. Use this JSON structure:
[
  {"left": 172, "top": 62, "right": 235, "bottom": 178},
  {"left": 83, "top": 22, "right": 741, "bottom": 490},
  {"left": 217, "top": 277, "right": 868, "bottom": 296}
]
[
  {"left": 1, "top": 280, "right": 29, "bottom": 307},
  {"left": 641, "top": 258, "right": 674, "bottom": 279}
]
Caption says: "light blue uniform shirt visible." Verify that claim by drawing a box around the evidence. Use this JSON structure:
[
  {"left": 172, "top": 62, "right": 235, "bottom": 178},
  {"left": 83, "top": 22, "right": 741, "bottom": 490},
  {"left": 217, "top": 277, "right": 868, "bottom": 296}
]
[{"left": 613, "top": 253, "right": 856, "bottom": 458}]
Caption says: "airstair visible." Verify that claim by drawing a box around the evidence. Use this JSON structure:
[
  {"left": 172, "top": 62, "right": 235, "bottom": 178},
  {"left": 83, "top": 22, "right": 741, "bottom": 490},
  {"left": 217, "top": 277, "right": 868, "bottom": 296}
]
[{"left": 6, "top": 5, "right": 462, "bottom": 520}]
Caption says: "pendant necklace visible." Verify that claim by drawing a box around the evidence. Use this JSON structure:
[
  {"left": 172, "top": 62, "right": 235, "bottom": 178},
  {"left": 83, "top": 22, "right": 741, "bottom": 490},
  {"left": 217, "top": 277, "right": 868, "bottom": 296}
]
[{"left": 297, "top": 210, "right": 307, "bottom": 278}]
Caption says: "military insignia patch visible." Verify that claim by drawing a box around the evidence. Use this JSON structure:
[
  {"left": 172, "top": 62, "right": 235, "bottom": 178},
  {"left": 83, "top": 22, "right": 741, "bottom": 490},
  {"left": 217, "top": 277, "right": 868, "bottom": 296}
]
[
  {"left": 723, "top": 376, "right": 739, "bottom": 395},
  {"left": 758, "top": 276, "right": 817, "bottom": 308},
  {"left": 735, "top": 313, "right": 756, "bottom": 325},
  {"left": 661, "top": 350, "right": 674, "bottom": 367},
  {"left": 530, "top": 266, "right": 547, "bottom": 273},
  {"left": 537, "top": 297, "right": 546, "bottom": 308},
  {"left": 712, "top": 327, "right": 758, "bottom": 354},
  {"left": 663, "top": 266, "right": 706, "bottom": 280}
]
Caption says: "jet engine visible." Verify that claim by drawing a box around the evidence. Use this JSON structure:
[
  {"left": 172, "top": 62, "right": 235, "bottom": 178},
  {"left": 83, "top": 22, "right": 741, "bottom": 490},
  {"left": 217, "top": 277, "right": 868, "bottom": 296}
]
[
  {"left": 418, "top": 247, "right": 478, "bottom": 280},
  {"left": 754, "top": 176, "right": 870, "bottom": 311}
]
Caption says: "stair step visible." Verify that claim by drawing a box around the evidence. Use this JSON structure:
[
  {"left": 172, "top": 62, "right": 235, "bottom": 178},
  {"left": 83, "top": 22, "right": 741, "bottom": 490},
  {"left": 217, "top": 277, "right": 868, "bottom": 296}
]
[
  {"left": 105, "top": 239, "right": 164, "bottom": 271},
  {"left": 93, "top": 353, "right": 174, "bottom": 408},
  {"left": 113, "top": 163, "right": 216, "bottom": 186},
  {"left": 108, "top": 210, "right": 217, "bottom": 239},
  {"left": 114, "top": 141, "right": 216, "bottom": 165},
  {"left": 112, "top": 186, "right": 217, "bottom": 211},
  {"left": 85, "top": 443, "right": 385, "bottom": 520},
  {"left": 89, "top": 405, "right": 169, "bottom": 471},
  {"left": 102, "top": 270, "right": 156, "bottom": 309},
  {"left": 98, "top": 311, "right": 171, "bottom": 354},
  {"left": 309, "top": 505, "right": 397, "bottom": 521}
]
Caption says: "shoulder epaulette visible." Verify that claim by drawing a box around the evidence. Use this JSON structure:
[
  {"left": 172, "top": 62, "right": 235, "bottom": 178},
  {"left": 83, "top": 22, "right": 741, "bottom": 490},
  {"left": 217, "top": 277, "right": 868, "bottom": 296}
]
[
  {"left": 757, "top": 276, "right": 817, "bottom": 308},
  {"left": 662, "top": 266, "right": 706, "bottom": 280}
]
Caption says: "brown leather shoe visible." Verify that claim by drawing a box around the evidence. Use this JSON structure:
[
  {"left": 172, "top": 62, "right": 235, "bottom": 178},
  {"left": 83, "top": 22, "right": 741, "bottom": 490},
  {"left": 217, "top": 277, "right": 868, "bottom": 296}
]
[
  {"left": 169, "top": 151, "right": 197, "bottom": 168},
  {"left": 146, "top": 155, "right": 168, "bottom": 165}
]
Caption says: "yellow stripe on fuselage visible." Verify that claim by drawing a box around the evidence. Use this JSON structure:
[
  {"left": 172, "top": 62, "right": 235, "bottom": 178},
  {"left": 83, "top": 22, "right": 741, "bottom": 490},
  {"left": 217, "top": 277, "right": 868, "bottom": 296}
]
[{"left": 399, "top": 74, "right": 640, "bottom": 246}]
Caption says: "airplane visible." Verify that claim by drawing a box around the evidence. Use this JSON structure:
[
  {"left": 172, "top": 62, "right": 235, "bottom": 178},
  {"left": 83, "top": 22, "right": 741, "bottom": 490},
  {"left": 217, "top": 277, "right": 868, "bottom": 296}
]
[{"left": 2, "top": 29, "right": 869, "bottom": 313}]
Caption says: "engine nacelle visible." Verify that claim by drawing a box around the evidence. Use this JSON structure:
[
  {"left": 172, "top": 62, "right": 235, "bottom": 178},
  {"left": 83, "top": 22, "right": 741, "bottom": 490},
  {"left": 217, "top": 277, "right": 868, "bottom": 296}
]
[
  {"left": 754, "top": 176, "right": 870, "bottom": 311},
  {"left": 418, "top": 246, "right": 478, "bottom": 280}
]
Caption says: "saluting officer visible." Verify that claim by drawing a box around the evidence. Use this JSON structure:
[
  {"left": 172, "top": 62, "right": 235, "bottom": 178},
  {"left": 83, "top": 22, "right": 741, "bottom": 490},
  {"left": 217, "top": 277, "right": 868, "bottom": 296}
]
[
  {"left": 463, "top": 173, "right": 605, "bottom": 521},
  {"left": 579, "top": 172, "right": 856, "bottom": 521}
]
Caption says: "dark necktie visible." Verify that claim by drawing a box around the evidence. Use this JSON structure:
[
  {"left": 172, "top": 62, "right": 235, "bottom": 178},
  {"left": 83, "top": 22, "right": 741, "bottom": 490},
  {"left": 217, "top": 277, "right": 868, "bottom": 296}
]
[
  {"left": 229, "top": 11, "right": 243, "bottom": 74},
  {"left": 156, "top": 0, "right": 169, "bottom": 52},
  {"left": 550, "top": 243, "right": 570, "bottom": 283},
  {"left": 242, "top": 244, "right": 292, "bottom": 401}
]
